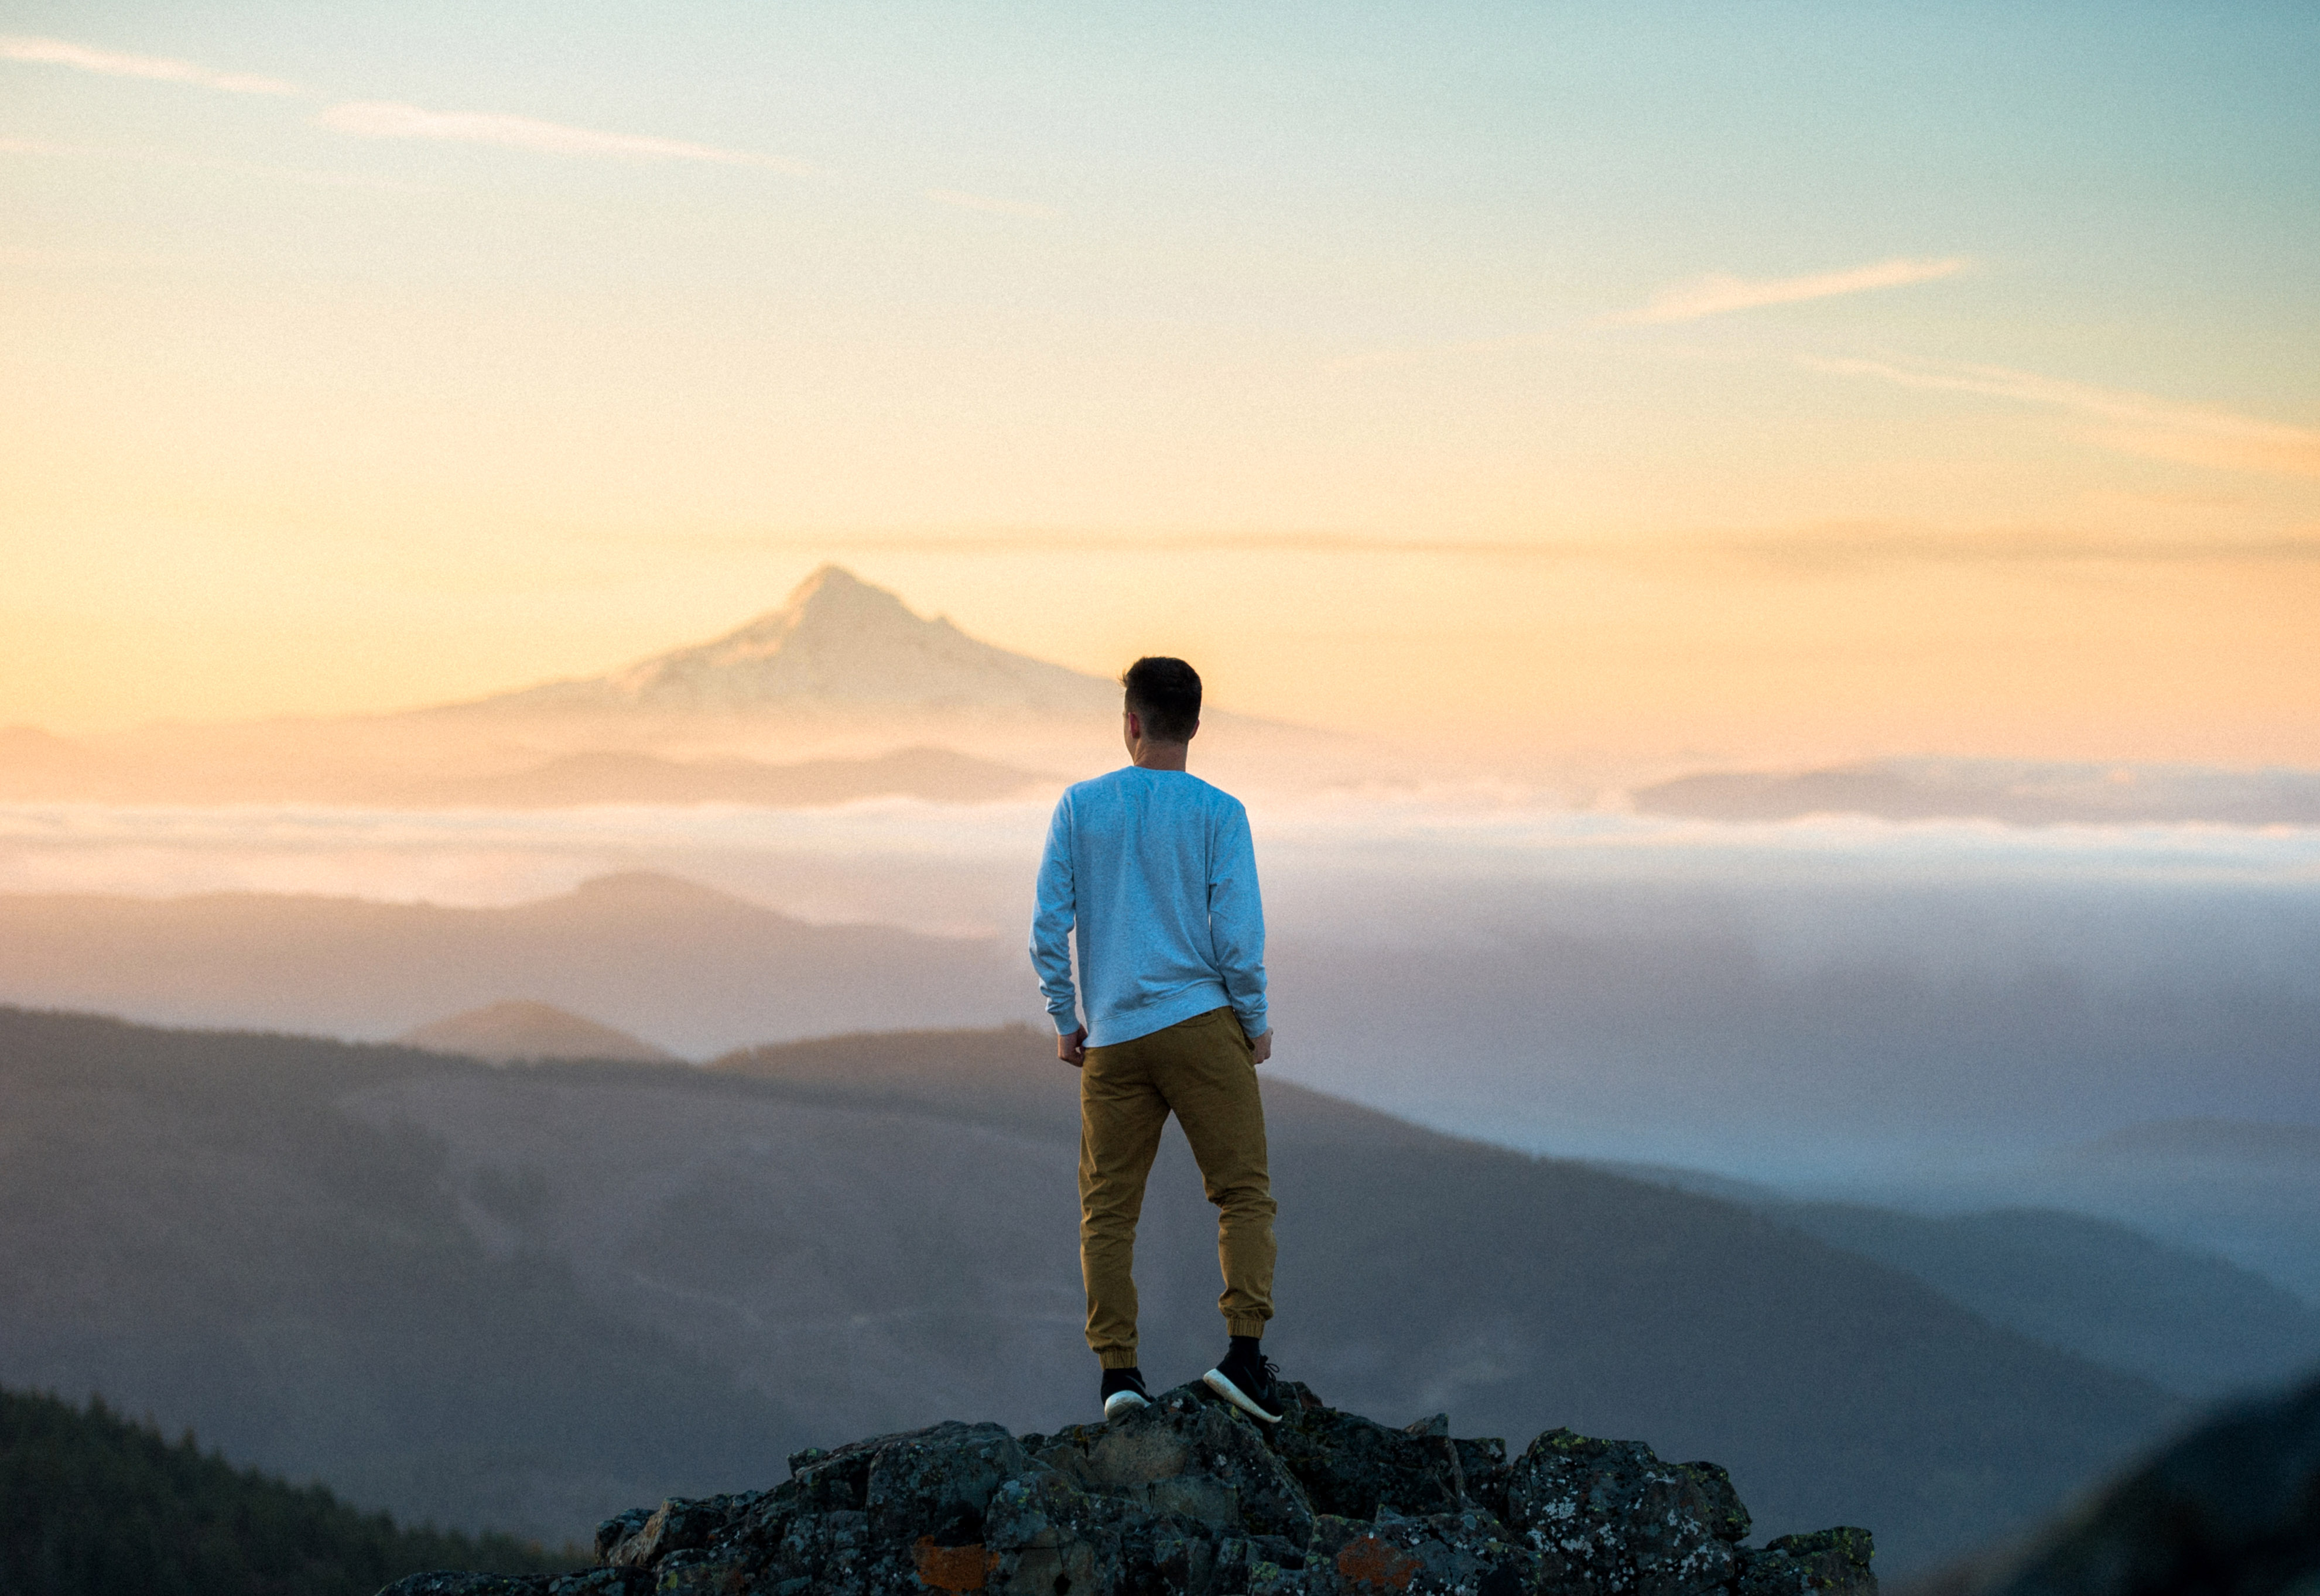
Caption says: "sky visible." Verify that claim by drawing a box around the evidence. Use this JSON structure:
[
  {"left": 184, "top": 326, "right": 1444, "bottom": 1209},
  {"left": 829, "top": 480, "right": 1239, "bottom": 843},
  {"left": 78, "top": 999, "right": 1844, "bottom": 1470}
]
[{"left": 4, "top": 1, "right": 2317, "bottom": 768}]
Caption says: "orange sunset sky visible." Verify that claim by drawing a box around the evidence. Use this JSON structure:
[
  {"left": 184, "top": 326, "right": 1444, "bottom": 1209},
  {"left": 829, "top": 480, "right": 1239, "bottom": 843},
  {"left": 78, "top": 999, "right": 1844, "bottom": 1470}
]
[{"left": 4, "top": 4, "right": 2316, "bottom": 771}]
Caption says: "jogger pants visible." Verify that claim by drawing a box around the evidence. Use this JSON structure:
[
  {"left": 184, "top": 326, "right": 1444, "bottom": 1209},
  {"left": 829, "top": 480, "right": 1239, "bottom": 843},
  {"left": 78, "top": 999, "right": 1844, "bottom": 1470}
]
[{"left": 1077, "top": 1004, "right": 1276, "bottom": 1369}]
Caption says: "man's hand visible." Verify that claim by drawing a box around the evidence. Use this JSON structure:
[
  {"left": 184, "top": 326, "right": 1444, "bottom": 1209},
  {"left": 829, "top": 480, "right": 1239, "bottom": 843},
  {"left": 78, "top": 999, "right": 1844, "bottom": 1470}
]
[
  {"left": 1251, "top": 1029, "right": 1274, "bottom": 1066},
  {"left": 1058, "top": 1027, "right": 1087, "bottom": 1068}
]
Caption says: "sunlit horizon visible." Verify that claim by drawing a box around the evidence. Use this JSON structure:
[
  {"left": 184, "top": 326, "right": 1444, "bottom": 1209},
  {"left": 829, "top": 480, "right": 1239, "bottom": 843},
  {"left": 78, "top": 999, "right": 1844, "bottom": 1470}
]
[{"left": 5, "top": 4, "right": 2316, "bottom": 768}]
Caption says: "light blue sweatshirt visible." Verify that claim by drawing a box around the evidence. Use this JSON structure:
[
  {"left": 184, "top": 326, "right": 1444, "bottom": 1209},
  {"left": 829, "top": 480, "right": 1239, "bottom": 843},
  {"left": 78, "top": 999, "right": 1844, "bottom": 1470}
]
[{"left": 1029, "top": 766, "right": 1270, "bottom": 1049}]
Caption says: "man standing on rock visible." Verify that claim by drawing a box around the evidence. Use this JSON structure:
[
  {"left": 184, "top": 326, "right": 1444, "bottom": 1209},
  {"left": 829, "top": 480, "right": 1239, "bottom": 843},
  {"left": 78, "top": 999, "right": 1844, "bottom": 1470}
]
[{"left": 1029, "top": 656, "right": 1284, "bottom": 1426}]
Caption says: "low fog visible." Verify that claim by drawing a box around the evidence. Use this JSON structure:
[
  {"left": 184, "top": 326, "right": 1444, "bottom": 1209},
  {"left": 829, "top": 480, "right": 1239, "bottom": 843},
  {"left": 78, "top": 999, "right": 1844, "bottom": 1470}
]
[{"left": 5, "top": 793, "right": 2314, "bottom": 1179}]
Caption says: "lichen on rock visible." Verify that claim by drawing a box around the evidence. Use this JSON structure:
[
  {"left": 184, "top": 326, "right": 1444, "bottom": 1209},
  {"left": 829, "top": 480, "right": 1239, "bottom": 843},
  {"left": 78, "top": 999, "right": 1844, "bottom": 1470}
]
[
  {"left": 1734, "top": 1529, "right": 1877, "bottom": 1596},
  {"left": 378, "top": 1383, "right": 1875, "bottom": 1596},
  {"left": 1505, "top": 1428, "right": 1756, "bottom": 1596}
]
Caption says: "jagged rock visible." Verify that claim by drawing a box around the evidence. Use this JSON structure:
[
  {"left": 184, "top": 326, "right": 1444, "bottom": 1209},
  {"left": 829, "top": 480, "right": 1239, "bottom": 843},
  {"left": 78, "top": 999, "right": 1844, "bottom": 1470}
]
[
  {"left": 789, "top": 1430, "right": 925, "bottom": 1513},
  {"left": 593, "top": 1508, "right": 654, "bottom": 1566},
  {"left": 1453, "top": 1437, "right": 1513, "bottom": 1524},
  {"left": 378, "top": 1383, "right": 1873, "bottom": 1596},
  {"left": 1030, "top": 1384, "right": 1318, "bottom": 1542},
  {"left": 1505, "top": 1429, "right": 1753, "bottom": 1596},
  {"left": 1264, "top": 1385, "right": 1468, "bottom": 1522},
  {"left": 1736, "top": 1530, "right": 1876, "bottom": 1595},
  {"left": 1306, "top": 1510, "right": 1539, "bottom": 1595},
  {"left": 601, "top": 1492, "right": 763, "bottom": 1568},
  {"left": 867, "top": 1422, "right": 1036, "bottom": 1545}
]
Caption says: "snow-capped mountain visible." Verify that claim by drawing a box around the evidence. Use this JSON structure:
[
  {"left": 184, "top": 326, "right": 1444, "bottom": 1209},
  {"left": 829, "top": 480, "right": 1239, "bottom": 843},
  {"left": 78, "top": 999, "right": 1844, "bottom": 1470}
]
[{"left": 487, "top": 566, "right": 1117, "bottom": 717}]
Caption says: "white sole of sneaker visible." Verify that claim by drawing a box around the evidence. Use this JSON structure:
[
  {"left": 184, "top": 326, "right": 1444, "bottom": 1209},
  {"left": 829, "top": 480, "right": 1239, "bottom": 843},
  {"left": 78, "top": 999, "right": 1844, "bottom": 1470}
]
[
  {"left": 1203, "top": 1368, "right": 1282, "bottom": 1424},
  {"left": 1101, "top": 1390, "right": 1149, "bottom": 1422}
]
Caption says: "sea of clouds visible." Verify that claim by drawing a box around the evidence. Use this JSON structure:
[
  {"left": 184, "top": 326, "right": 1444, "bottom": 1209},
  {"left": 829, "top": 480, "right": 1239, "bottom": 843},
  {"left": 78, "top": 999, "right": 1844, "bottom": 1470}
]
[{"left": 5, "top": 792, "right": 2318, "bottom": 1176}]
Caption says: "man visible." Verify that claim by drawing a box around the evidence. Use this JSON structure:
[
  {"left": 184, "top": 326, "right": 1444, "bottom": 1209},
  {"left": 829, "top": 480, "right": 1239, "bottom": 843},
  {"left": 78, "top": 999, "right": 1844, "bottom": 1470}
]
[{"left": 1029, "top": 656, "right": 1283, "bottom": 1425}]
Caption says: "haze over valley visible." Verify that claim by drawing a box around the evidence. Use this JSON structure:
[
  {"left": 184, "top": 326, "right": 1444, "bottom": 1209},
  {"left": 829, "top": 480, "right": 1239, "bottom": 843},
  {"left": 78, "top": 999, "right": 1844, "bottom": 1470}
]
[{"left": 5, "top": 569, "right": 2316, "bottom": 1225}]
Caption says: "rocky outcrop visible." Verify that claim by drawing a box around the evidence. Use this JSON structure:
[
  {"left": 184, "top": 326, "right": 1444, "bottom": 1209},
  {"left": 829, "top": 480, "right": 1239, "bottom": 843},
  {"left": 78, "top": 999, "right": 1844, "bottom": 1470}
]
[{"left": 381, "top": 1383, "right": 1874, "bottom": 1596}]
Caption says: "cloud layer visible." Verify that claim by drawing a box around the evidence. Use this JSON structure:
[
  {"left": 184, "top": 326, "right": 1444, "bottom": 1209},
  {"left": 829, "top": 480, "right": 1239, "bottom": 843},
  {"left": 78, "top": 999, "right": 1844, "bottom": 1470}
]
[
  {"left": 0, "top": 33, "right": 298, "bottom": 96},
  {"left": 1620, "top": 256, "right": 1970, "bottom": 324},
  {"left": 1810, "top": 355, "right": 2320, "bottom": 479},
  {"left": 4, "top": 33, "right": 807, "bottom": 174},
  {"left": 315, "top": 101, "right": 807, "bottom": 170}
]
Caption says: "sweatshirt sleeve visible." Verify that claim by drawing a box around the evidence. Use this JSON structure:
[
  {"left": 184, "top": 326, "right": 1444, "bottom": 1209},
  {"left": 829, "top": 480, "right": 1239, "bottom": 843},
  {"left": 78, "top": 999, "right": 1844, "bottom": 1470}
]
[
  {"left": 1207, "top": 800, "right": 1269, "bottom": 1039},
  {"left": 1028, "top": 792, "right": 1082, "bottom": 1035}
]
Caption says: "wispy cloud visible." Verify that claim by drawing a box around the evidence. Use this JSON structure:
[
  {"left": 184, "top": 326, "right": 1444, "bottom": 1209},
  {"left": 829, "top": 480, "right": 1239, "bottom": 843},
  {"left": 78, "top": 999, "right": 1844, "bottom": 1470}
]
[
  {"left": 316, "top": 101, "right": 809, "bottom": 172},
  {"left": 645, "top": 523, "right": 2320, "bottom": 573},
  {"left": 924, "top": 188, "right": 1056, "bottom": 220},
  {"left": 1730, "top": 522, "right": 2320, "bottom": 569},
  {"left": 1806, "top": 354, "right": 2320, "bottom": 479},
  {"left": 0, "top": 33, "right": 299, "bottom": 95},
  {"left": 1616, "top": 256, "right": 1970, "bottom": 326}
]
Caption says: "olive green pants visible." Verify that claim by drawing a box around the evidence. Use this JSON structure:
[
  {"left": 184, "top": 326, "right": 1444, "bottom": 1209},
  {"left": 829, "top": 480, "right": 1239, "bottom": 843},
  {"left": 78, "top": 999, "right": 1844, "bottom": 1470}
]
[{"left": 1079, "top": 1005, "right": 1277, "bottom": 1369}]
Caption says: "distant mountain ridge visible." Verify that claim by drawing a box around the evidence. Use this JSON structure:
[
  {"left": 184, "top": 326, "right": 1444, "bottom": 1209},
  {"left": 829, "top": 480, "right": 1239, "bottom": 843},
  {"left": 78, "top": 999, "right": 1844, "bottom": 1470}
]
[
  {"left": 1768, "top": 1203, "right": 2320, "bottom": 1400},
  {"left": 399, "top": 1001, "right": 680, "bottom": 1066},
  {"left": 1590, "top": 1157, "right": 2320, "bottom": 1402},
  {"left": 0, "top": 1005, "right": 2179, "bottom": 1569},
  {"left": 471, "top": 566, "right": 1117, "bottom": 717},
  {"left": 0, "top": 566, "right": 1358, "bottom": 802},
  {"left": 0, "top": 871, "right": 1026, "bottom": 1054}
]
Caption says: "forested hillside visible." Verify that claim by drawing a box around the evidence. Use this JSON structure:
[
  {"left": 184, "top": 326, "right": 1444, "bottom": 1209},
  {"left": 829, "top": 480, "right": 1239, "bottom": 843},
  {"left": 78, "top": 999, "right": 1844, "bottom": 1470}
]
[{"left": 0, "top": 1388, "right": 572, "bottom": 1595}]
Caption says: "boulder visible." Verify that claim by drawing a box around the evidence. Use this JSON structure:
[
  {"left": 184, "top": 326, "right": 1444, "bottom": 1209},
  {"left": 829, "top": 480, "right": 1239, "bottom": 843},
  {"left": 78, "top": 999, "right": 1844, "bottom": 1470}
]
[
  {"left": 1029, "top": 1383, "right": 1318, "bottom": 1542},
  {"left": 1453, "top": 1437, "right": 1513, "bottom": 1525},
  {"left": 1262, "top": 1386, "right": 1468, "bottom": 1522},
  {"left": 1505, "top": 1429, "right": 1753, "bottom": 1596},
  {"left": 1306, "top": 1511, "right": 1539, "bottom": 1595},
  {"left": 866, "top": 1422, "right": 1036, "bottom": 1546},
  {"left": 378, "top": 1384, "right": 1872, "bottom": 1596},
  {"left": 1736, "top": 1530, "right": 1876, "bottom": 1595},
  {"left": 600, "top": 1492, "right": 762, "bottom": 1569}
]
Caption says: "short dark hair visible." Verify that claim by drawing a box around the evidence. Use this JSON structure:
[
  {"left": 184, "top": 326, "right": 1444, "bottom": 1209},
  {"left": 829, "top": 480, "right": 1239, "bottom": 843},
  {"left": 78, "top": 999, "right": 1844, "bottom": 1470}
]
[{"left": 1122, "top": 656, "right": 1202, "bottom": 742}]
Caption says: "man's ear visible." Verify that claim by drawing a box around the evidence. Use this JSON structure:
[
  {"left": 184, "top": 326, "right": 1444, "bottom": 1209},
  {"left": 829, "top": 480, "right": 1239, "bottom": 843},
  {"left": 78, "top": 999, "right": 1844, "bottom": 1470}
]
[{"left": 1125, "top": 710, "right": 1144, "bottom": 740}]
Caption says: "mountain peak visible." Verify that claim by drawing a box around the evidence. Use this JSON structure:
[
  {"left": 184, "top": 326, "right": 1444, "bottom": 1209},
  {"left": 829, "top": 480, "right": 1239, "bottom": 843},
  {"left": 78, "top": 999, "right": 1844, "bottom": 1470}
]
[
  {"left": 669, "top": 564, "right": 931, "bottom": 666},
  {"left": 495, "top": 566, "right": 1117, "bottom": 716},
  {"left": 398, "top": 1000, "right": 680, "bottom": 1065},
  {"left": 559, "top": 871, "right": 766, "bottom": 914},
  {"left": 791, "top": 561, "right": 884, "bottom": 603}
]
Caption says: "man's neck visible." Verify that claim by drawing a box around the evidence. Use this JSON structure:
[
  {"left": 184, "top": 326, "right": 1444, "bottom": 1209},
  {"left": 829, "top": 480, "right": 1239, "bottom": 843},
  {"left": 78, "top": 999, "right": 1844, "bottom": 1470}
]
[{"left": 1128, "top": 742, "right": 1190, "bottom": 772}]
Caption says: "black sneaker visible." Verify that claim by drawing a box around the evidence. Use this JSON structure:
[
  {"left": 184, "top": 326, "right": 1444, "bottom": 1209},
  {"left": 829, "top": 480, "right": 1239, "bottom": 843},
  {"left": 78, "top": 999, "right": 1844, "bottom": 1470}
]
[
  {"left": 1203, "top": 1338, "right": 1283, "bottom": 1424},
  {"left": 1100, "top": 1367, "right": 1150, "bottom": 1422}
]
